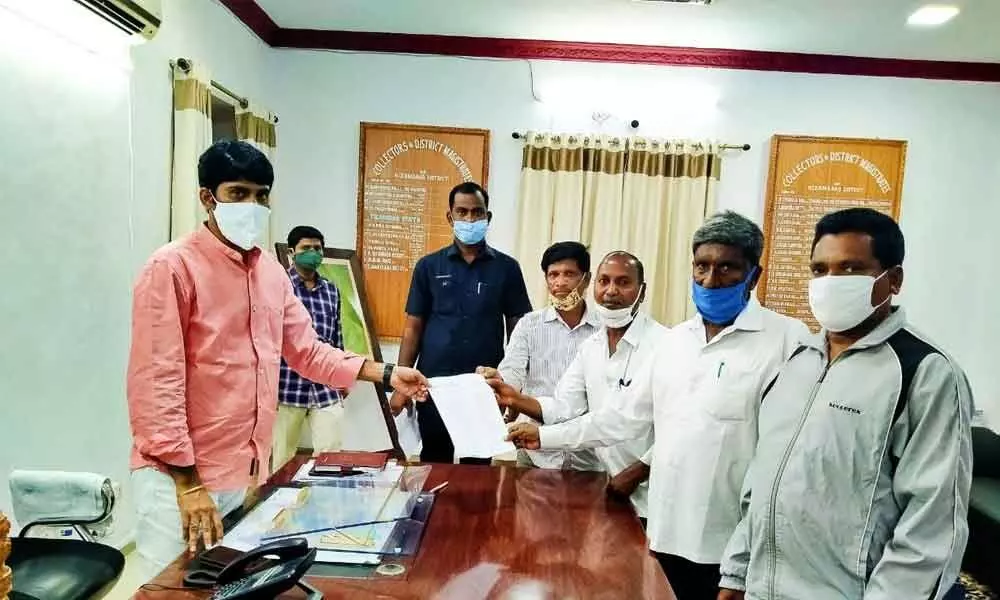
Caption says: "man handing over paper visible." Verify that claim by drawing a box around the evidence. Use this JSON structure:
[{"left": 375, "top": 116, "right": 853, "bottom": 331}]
[{"left": 127, "top": 142, "right": 430, "bottom": 578}]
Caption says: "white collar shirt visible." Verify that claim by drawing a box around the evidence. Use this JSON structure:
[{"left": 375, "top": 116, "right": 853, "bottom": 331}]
[
  {"left": 497, "top": 304, "right": 600, "bottom": 468},
  {"left": 537, "top": 311, "right": 670, "bottom": 517},
  {"left": 498, "top": 304, "right": 600, "bottom": 398},
  {"left": 541, "top": 300, "right": 809, "bottom": 561}
]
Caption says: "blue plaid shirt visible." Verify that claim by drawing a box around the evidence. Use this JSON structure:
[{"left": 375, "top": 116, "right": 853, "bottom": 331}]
[{"left": 278, "top": 266, "right": 345, "bottom": 408}]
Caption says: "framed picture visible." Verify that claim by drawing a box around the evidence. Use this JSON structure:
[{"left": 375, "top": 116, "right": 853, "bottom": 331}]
[{"left": 276, "top": 243, "right": 404, "bottom": 460}]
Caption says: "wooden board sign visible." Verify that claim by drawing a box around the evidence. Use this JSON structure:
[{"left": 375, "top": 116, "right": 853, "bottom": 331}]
[
  {"left": 356, "top": 122, "right": 490, "bottom": 340},
  {"left": 759, "top": 135, "right": 907, "bottom": 330}
]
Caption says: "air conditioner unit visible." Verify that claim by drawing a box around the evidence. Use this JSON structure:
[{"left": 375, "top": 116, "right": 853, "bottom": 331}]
[{"left": 72, "top": 0, "right": 161, "bottom": 40}]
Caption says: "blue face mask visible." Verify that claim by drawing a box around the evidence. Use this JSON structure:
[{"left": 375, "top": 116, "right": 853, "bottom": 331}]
[
  {"left": 453, "top": 219, "right": 489, "bottom": 245},
  {"left": 691, "top": 267, "right": 757, "bottom": 326}
]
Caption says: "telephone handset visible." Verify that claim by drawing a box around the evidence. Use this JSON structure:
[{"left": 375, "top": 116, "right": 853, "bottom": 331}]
[{"left": 187, "top": 538, "right": 321, "bottom": 600}]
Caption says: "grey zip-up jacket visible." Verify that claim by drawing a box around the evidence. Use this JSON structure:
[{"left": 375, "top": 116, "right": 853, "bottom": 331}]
[{"left": 720, "top": 308, "right": 973, "bottom": 600}]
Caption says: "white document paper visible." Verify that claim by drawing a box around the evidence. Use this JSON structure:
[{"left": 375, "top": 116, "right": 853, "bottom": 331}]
[
  {"left": 428, "top": 374, "right": 517, "bottom": 459},
  {"left": 392, "top": 397, "right": 423, "bottom": 459}
]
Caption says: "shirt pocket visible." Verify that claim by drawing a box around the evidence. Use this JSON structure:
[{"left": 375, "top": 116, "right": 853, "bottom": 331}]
[
  {"left": 463, "top": 280, "right": 501, "bottom": 316},
  {"left": 432, "top": 275, "right": 459, "bottom": 315},
  {"left": 701, "top": 361, "right": 759, "bottom": 422}
]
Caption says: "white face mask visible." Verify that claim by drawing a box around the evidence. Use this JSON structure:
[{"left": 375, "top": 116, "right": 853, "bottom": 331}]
[
  {"left": 212, "top": 201, "right": 269, "bottom": 250},
  {"left": 808, "top": 272, "right": 891, "bottom": 333},
  {"left": 594, "top": 285, "right": 644, "bottom": 329}
]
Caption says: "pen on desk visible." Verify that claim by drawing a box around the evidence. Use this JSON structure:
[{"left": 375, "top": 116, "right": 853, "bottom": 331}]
[
  {"left": 717, "top": 361, "right": 725, "bottom": 378},
  {"left": 428, "top": 481, "right": 449, "bottom": 494}
]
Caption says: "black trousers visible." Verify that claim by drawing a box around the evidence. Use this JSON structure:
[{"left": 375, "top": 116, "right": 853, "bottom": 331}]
[
  {"left": 654, "top": 553, "right": 720, "bottom": 600},
  {"left": 416, "top": 397, "right": 491, "bottom": 465}
]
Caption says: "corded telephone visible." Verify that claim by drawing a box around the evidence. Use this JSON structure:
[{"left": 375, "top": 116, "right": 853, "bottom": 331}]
[{"left": 185, "top": 538, "right": 322, "bottom": 599}]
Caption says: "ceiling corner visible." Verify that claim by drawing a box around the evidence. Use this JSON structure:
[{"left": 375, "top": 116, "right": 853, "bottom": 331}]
[{"left": 217, "top": 0, "right": 279, "bottom": 45}]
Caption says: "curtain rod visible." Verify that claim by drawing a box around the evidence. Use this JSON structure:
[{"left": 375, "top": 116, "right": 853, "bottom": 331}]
[
  {"left": 170, "top": 58, "right": 279, "bottom": 124},
  {"left": 511, "top": 131, "right": 749, "bottom": 151}
]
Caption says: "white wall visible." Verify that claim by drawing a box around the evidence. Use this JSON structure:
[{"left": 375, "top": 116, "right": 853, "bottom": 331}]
[
  {"left": 268, "top": 51, "right": 1000, "bottom": 428},
  {"left": 0, "top": 0, "right": 271, "bottom": 539},
  {"left": 0, "top": 0, "right": 134, "bottom": 539},
  {"left": 130, "top": 0, "right": 273, "bottom": 265}
]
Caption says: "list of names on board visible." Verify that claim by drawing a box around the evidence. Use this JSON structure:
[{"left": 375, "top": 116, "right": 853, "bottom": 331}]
[
  {"left": 361, "top": 181, "right": 431, "bottom": 273},
  {"left": 759, "top": 136, "right": 907, "bottom": 329},
  {"left": 357, "top": 123, "right": 490, "bottom": 339}
]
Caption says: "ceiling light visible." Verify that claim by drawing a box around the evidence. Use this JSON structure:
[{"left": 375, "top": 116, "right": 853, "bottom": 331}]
[{"left": 907, "top": 5, "right": 960, "bottom": 27}]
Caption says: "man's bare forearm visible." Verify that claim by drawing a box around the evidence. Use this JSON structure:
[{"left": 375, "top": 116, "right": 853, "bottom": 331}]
[
  {"left": 397, "top": 316, "right": 424, "bottom": 368},
  {"left": 358, "top": 360, "right": 386, "bottom": 383},
  {"left": 166, "top": 464, "right": 200, "bottom": 489},
  {"left": 509, "top": 393, "right": 544, "bottom": 422}
]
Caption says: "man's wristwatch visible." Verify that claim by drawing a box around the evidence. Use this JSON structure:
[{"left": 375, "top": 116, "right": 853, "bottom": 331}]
[{"left": 383, "top": 363, "right": 396, "bottom": 391}]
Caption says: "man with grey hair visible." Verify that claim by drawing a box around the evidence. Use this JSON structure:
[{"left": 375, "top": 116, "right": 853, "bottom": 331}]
[{"left": 503, "top": 211, "right": 809, "bottom": 599}]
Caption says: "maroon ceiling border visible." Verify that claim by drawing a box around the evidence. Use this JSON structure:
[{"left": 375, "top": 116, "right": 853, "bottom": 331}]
[
  {"left": 219, "top": 0, "right": 1000, "bottom": 83},
  {"left": 219, "top": 0, "right": 279, "bottom": 45}
]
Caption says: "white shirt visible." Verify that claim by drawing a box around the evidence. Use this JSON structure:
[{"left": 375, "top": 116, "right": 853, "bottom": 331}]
[
  {"left": 541, "top": 300, "right": 809, "bottom": 561},
  {"left": 498, "top": 304, "right": 600, "bottom": 468},
  {"left": 538, "top": 311, "right": 669, "bottom": 517}
]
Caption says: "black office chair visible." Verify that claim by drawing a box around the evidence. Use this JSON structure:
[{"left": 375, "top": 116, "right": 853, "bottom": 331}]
[{"left": 9, "top": 479, "right": 125, "bottom": 600}]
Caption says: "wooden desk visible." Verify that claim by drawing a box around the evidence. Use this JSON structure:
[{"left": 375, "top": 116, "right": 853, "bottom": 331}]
[{"left": 134, "top": 461, "right": 673, "bottom": 599}]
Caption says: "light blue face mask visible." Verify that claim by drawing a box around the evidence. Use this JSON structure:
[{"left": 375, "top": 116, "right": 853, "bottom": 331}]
[
  {"left": 453, "top": 219, "right": 489, "bottom": 245},
  {"left": 691, "top": 267, "right": 757, "bottom": 326}
]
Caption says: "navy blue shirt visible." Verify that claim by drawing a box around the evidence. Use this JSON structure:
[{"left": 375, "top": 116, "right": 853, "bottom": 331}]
[{"left": 405, "top": 243, "right": 532, "bottom": 377}]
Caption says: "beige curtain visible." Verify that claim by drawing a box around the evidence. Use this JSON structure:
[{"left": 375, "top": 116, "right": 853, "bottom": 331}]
[
  {"left": 513, "top": 134, "right": 720, "bottom": 325},
  {"left": 170, "top": 61, "right": 213, "bottom": 241},
  {"left": 514, "top": 133, "right": 626, "bottom": 307},
  {"left": 621, "top": 138, "right": 720, "bottom": 325},
  {"left": 236, "top": 102, "right": 278, "bottom": 249}
]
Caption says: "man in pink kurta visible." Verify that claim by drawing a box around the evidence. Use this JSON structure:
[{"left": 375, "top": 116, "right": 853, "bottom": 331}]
[{"left": 127, "top": 141, "right": 428, "bottom": 576}]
